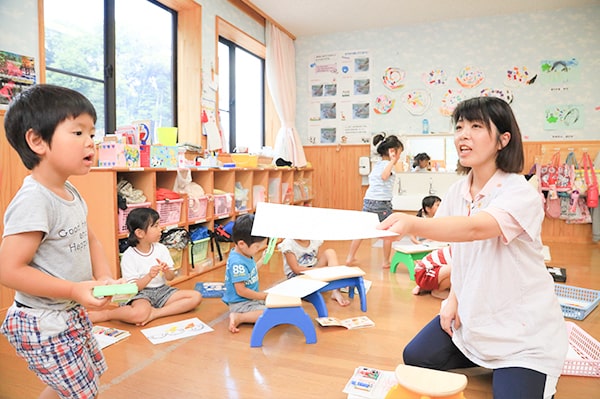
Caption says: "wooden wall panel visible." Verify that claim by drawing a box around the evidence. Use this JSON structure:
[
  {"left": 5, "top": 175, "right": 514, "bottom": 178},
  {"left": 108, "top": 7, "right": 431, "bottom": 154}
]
[{"left": 304, "top": 144, "right": 369, "bottom": 210}]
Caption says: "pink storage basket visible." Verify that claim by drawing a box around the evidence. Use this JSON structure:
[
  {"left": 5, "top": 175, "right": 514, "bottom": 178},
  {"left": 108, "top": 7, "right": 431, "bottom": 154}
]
[
  {"left": 213, "top": 193, "right": 233, "bottom": 218},
  {"left": 188, "top": 196, "right": 208, "bottom": 221},
  {"left": 117, "top": 202, "right": 151, "bottom": 233},
  {"left": 562, "top": 321, "right": 600, "bottom": 377},
  {"left": 157, "top": 198, "right": 183, "bottom": 225}
]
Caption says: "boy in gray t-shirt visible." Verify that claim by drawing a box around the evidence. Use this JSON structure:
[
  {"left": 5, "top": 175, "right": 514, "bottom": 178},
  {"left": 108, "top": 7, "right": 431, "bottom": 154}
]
[{"left": 0, "top": 84, "right": 117, "bottom": 398}]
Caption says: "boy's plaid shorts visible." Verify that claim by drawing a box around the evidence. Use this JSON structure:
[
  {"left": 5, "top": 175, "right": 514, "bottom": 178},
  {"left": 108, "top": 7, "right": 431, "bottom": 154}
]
[{"left": 1, "top": 304, "right": 107, "bottom": 398}]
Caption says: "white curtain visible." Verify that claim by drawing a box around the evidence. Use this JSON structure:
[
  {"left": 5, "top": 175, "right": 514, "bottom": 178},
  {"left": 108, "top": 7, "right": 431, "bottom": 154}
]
[{"left": 265, "top": 22, "right": 307, "bottom": 167}]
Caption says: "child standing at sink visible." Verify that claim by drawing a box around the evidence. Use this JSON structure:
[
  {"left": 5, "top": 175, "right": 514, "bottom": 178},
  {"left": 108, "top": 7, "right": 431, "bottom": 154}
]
[{"left": 346, "top": 132, "right": 403, "bottom": 268}]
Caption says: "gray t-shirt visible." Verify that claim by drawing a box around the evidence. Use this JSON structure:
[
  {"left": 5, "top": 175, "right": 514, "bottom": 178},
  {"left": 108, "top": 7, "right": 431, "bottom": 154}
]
[{"left": 3, "top": 175, "right": 93, "bottom": 310}]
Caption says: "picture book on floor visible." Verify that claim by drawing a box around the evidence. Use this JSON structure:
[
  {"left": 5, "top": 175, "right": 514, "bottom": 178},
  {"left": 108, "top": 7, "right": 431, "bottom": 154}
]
[
  {"left": 343, "top": 366, "right": 398, "bottom": 399},
  {"left": 316, "top": 316, "right": 374, "bottom": 329},
  {"left": 92, "top": 325, "right": 131, "bottom": 349},
  {"left": 194, "top": 282, "right": 226, "bottom": 298},
  {"left": 141, "top": 317, "right": 213, "bottom": 345}
]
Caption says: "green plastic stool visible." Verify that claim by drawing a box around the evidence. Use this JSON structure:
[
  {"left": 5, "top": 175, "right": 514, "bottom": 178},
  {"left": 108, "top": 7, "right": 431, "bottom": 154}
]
[{"left": 390, "top": 250, "right": 430, "bottom": 280}]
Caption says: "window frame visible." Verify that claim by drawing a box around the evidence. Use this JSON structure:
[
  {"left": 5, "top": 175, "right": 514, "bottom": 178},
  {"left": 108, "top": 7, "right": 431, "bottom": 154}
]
[
  {"left": 39, "top": 0, "right": 202, "bottom": 145},
  {"left": 216, "top": 16, "right": 278, "bottom": 152},
  {"left": 218, "top": 36, "right": 265, "bottom": 152}
]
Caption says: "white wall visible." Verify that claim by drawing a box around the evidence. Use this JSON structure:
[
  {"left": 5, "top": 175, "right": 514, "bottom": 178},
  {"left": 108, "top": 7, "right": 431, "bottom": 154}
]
[{"left": 295, "top": 5, "right": 600, "bottom": 144}]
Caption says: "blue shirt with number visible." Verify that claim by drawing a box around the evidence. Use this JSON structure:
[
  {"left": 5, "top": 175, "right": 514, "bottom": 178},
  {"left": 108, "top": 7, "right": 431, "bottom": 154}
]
[{"left": 222, "top": 248, "right": 259, "bottom": 304}]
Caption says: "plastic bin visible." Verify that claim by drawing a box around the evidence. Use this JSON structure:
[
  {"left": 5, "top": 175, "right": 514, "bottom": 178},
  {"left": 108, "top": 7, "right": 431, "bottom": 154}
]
[
  {"left": 214, "top": 193, "right": 233, "bottom": 218},
  {"left": 562, "top": 321, "right": 600, "bottom": 377},
  {"left": 231, "top": 154, "right": 258, "bottom": 168},
  {"left": 555, "top": 284, "right": 600, "bottom": 320},
  {"left": 217, "top": 241, "right": 231, "bottom": 255},
  {"left": 117, "top": 202, "right": 151, "bottom": 233},
  {"left": 157, "top": 198, "right": 183, "bottom": 225},
  {"left": 188, "top": 237, "right": 210, "bottom": 268},
  {"left": 168, "top": 247, "right": 183, "bottom": 273},
  {"left": 188, "top": 196, "right": 208, "bottom": 221}
]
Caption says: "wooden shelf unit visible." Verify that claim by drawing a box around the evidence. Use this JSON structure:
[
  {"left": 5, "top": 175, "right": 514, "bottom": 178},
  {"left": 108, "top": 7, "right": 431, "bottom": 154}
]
[{"left": 69, "top": 166, "right": 314, "bottom": 284}]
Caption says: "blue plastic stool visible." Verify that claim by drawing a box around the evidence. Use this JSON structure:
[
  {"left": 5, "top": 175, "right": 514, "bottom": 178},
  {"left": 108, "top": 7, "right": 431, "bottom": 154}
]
[
  {"left": 303, "top": 276, "right": 367, "bottom": 318},
  {"left": 250, "top": 294, "right": 317, "bottom": 348}
]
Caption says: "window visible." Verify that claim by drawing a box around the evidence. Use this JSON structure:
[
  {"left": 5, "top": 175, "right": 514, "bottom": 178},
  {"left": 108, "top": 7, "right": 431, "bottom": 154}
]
[
  {"left": 218, "top": 37, "right": 265, "bottom": 153},
  {"left": 44, "top": 0, "right": 176, "bottom": 136}
]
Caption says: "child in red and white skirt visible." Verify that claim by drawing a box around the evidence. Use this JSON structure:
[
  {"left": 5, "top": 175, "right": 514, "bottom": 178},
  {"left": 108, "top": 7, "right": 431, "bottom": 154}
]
[{"left": 412, "top": 246, "right": 452, "bottom": 299}]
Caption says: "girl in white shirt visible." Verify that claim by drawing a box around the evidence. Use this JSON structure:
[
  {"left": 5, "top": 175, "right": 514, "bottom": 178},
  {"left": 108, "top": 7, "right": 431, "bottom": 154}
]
[
  {"left": 89, "top": 208, "right": 202, "bottom": 326},
  {"left": 379, "top": 97, "right": 567, "bottom": 399}
]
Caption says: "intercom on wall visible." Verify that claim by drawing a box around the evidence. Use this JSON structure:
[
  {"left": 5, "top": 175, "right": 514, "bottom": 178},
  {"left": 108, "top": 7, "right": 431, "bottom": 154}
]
[{"left": 359, "top": 156, "right": 370, "bottom": 176}]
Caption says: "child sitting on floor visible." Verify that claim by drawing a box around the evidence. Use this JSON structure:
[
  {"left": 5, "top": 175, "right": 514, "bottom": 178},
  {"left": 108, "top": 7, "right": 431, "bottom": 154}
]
[
  {"left": 279, "top": 239, "right": 350, "bottom": 306},
  {"left": 222, "top": 214, "right": 268, "bottom": 333},
  {"left": 412, "top": 246, "right": 452, "bottom": 299},
  {"left": 89, "top": 208, "right": 202, "bottom": 326}
]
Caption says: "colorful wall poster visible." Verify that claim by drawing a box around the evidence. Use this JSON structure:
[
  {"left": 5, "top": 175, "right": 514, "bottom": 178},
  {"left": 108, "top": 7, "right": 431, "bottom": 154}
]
[
  {"left": 308, "top": 49, "right": 372, "bottom": 145},
  {"left": 0, "top": 50, "right": 36, "bottom": 106}
]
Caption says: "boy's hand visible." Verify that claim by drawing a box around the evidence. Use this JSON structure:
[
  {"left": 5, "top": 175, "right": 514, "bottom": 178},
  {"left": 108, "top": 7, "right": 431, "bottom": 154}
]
[{"left": 72, "top": 280, "right": 111, "bottom": 309}]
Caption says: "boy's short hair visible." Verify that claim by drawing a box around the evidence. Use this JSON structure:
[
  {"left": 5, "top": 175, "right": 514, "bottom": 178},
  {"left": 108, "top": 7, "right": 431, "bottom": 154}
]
[
  {"left": 4, "top": 84, "right": 97, "bottom": 170},
  {"left": 232, "top": 214, "right": 266, "bottom": 246}
]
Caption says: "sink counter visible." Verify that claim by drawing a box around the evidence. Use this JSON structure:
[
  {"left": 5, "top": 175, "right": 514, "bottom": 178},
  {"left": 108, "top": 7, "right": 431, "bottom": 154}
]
[{"left": 392, "top": 172, "right": 463, "bottom": 211}]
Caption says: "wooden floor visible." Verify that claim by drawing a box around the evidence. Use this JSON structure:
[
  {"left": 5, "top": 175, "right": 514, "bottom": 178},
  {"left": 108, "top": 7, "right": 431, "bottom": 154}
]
[{"left": 1, "top": 240, "right": 599, "bottom": 399}]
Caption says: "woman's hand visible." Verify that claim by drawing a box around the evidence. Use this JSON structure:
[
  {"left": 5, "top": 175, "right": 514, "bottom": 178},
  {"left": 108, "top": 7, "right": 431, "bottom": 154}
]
[
  {"left": 439, "top": 291, "right": 460, "bottom": 337},
  {"left": 378, "top": 212, "right": 413, "bottom": 237}
]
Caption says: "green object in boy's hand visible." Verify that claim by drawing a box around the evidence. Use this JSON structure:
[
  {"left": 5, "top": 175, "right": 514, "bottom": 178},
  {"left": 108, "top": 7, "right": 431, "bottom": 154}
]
[
  {"left": 93, "top": 283, "right": 138, "bottom": 303},
  {"left": 263, "top": 237, "right": 277, "bottom": 264}
]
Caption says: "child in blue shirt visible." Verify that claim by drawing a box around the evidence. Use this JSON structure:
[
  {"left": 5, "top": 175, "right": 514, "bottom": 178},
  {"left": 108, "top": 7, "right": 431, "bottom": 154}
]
[{"left": 222, "top": 214, "right": 268, "bottom": 333}]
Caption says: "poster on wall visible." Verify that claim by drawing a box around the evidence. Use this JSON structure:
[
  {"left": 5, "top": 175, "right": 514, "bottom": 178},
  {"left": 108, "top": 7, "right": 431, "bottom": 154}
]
[
  {"left": 544, "top": 104, "right": 584, "bottom": 131},
  {"left": 308, "top": 49, "right": 372, "bottom": 144},
  {"left": 539, "top": 58, "right": 580, "bottom": 89},
  {"left": 0, "top": 50, "right": 36, "bottom": 107}
]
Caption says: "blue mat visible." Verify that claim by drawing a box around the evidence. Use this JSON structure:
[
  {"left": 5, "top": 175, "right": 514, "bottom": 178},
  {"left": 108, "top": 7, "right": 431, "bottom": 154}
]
[{"left": 194, "top": 282, "right": 226, "bottom": 298}]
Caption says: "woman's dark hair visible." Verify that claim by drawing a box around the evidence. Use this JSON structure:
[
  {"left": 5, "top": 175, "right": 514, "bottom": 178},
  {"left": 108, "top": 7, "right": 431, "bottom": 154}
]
[
  {"left": 372, "top": 132, "right": 403, "bottom": 156},
  {"left": 126, "top": 207, "right": 160, "bottom": 246},
  {"left": 232, "top": 214, "right": 266, "bottom": 246},
  {"left": 412, "top": 153, "right": 431, "bottom": 168},
  {"left": 4, "top": 84, "right": 97, "bottom": 170},
  {"left": 416, "top": 195, "right": 441, "bottom": 217},
  {"left": 452, "top": 96, "right": 524, "bottom": 175}
]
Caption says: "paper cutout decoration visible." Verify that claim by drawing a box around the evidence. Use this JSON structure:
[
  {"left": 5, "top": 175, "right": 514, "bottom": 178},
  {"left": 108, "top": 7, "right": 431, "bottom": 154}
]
[
  {"left": 382, "top": 67, "right": 406, "bottom": 91},
  {"left": 439, "top": 89, "right": 465, "bottom": 117},
  {"left": 479, "top": 88, "right": 514, "bottom": 104},
  {"left": 373, "top": 94, "right": 395, "bottom": 114},
  {"left": 400, "top": 89, "right": 431, "bottom": 115},
  {"left": 456, "top": 65, "right": 485, "bottom": 88},
  {"left": 422, "top": 69, "right": 448, "bottom": 86},
  {"left": 505, "top": 66, "right": 537, "bottom": 87}
]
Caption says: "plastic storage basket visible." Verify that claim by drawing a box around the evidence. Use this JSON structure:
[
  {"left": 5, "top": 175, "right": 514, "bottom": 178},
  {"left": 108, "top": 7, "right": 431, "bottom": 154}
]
[
  {"left": 117, "top": 202, "right": 151, "bottom": 233},
  {"left": 555, "top": 284, "right": 600, "bottom": 320},
  {"left": 188, "top": 237, "right": 210, "bottom": 268},
  {"left": 562, "top": 321, "right": 600, "bottom": 377},
  {"left": 213, "top": 193, "right": 233, "bottom": 218},
  {"left": 188, "top": 196, "right": 208, "bottom": 221},
  {"left": 157, "top": 198, "right": 183, "bottom": 225},
  {"left": 168, "top": 247, "right": 183, "bottom": 275}
]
